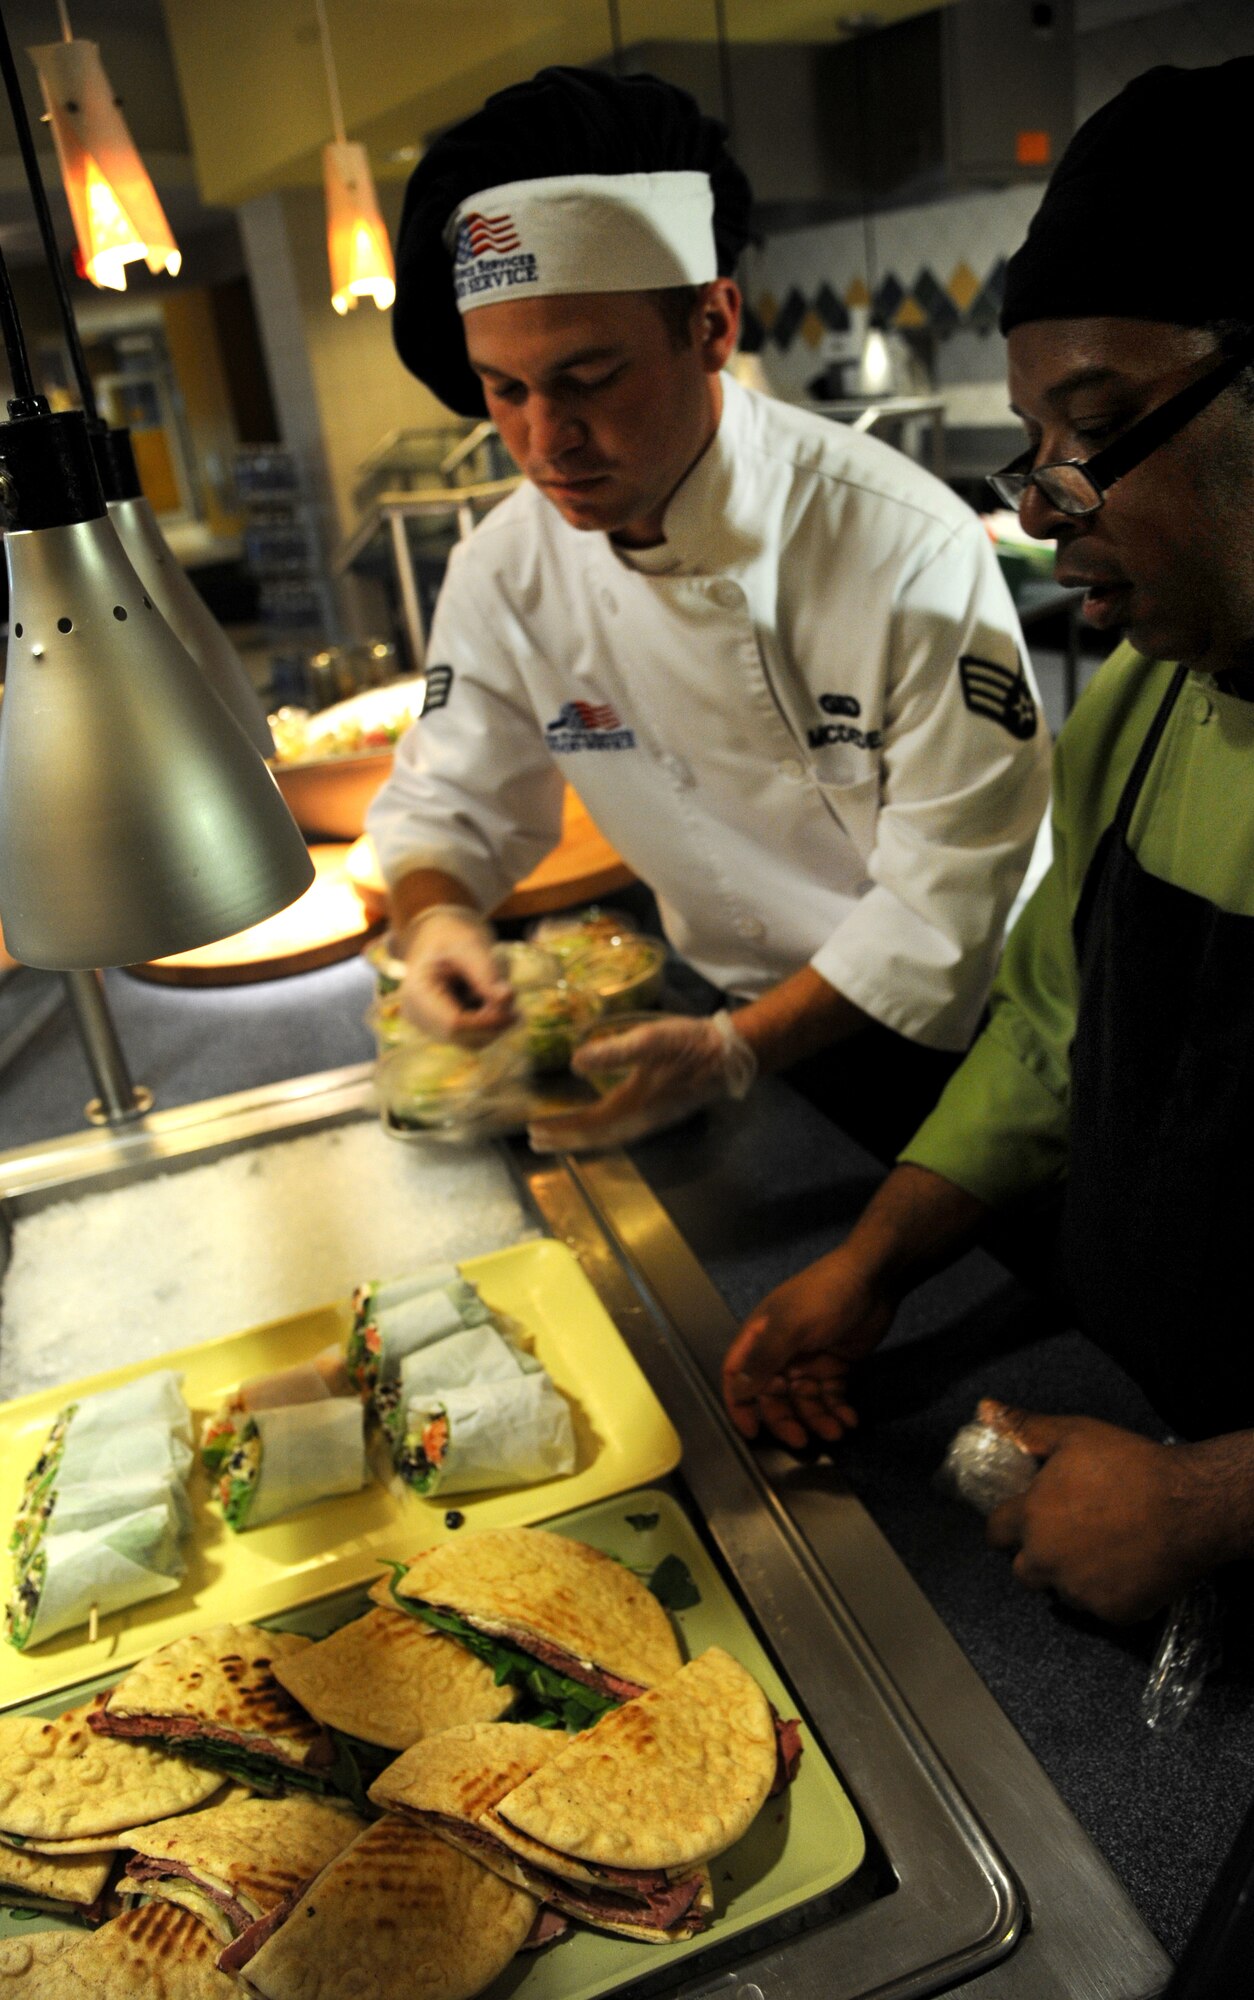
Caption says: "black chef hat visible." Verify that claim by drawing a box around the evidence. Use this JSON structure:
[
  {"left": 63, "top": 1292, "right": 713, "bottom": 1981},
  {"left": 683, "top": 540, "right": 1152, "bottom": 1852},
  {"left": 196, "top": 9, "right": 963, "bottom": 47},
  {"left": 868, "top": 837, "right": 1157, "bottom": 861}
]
[
  {"left": 392, "top": 65, "right": 753, "bottom": 416},
  {"left": 1002, "top": 57, "right": 1254, "bottom": 336}
]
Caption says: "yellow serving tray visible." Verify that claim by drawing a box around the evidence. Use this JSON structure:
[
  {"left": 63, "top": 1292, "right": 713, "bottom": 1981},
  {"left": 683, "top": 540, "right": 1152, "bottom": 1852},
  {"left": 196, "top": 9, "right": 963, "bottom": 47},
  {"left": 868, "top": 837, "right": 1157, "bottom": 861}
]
[{"left": 0, "top": 1239, "right": 681, "bottom": 1707}]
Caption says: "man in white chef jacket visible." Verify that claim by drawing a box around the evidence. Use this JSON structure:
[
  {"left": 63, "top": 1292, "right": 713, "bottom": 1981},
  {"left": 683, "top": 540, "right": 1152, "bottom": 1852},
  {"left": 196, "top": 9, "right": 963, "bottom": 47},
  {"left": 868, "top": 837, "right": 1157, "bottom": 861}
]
[{"left": 367, "top": 66, "right": 1050, "bottom": 1158}]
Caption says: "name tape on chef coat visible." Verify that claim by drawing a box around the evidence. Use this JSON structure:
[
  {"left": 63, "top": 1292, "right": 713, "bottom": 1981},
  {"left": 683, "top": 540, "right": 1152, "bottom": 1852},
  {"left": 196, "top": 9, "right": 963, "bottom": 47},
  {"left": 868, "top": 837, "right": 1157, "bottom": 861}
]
[{"left": 445, "top": 171, "right": 717, "bottom": 311}]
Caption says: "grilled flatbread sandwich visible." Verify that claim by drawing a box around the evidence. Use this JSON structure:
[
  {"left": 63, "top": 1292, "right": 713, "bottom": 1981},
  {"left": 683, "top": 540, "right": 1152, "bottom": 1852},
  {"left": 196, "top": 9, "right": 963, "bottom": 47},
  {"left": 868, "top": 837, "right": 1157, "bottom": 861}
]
[
  {"left": 121, "top": 1795, "right": 364, "bottom": 1947},
  {"left": 0, "top": 1901, "right": 243, "bottom": 1994},
  {"left": 89, "top": 1626, "right": 352, "bottom": 1802},
  {"left": 227, "top": 1812, "right": 538, "bottom": 1997},
  {"left": 371, "top": 1526, "right": 682, "bottom": 1728},
  {"left": 0, "top": 1839, "right": 113, "bottom": 1924},
  {"left": 375, "top": 1717, "right": 712, "bottom": 1943},
  {"left": 0, "top": 1700, "right": 222, "bottom": 1844},
  {"left": 270, "top": 1607, "right": 514, "bottom": 1753},
  {"left": 479, "top": 1648, "right": 778, "bottom": 1940}
]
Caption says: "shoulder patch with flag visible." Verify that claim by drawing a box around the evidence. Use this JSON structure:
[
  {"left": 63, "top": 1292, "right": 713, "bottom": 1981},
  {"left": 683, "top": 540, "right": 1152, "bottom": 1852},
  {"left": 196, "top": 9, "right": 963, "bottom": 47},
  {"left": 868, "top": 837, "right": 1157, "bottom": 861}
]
[{"left": 958, "top": 655, "right": 1037, "bottom": 740}]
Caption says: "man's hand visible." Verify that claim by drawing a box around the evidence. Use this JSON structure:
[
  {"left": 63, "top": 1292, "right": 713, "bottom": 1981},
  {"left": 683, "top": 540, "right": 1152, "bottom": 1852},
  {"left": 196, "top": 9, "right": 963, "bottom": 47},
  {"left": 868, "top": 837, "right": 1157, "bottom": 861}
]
[
  {"left": 528, "top": 1010, "right": 756, "bottom": 1154},
  {"left": 721, "top": 1164, "right": 987, "bottom": 1451},
  {"left": 721, "top": 1248, "right": 897, "bottom": 1450},
  {"left": 985, "top": 1410, "right": 1244, "bottom": 1624},
  {"left": 397, "top": 905, "right": 514, "bottom": 1043}
]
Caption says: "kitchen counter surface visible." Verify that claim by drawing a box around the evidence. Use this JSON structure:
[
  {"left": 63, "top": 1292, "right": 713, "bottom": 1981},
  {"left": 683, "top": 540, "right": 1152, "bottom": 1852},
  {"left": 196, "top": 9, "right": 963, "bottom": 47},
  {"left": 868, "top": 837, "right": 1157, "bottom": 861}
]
[{"left": 1, "top": 951, "right": 1245, "bottom": 1964}]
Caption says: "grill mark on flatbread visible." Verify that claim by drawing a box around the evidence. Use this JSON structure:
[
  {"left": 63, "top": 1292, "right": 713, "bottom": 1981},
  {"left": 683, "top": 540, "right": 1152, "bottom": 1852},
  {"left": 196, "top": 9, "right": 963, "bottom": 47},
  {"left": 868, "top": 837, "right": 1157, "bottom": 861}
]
[
  {"left": 236, "top": 1814, "right": 539, "bottom": 2000},
  {"left": 95, "top": 1626, "right": 333, "bottom": 1770}
]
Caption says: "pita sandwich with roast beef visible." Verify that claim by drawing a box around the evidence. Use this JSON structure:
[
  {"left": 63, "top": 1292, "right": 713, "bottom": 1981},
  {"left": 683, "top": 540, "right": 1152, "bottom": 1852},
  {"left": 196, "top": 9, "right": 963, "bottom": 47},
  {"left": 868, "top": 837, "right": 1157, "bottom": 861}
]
[
  {"left": 228, "top": 1811, "right": 539, "bottom": 1999},
  {"left": 88, "top": 1625, "right": 347, "bottom": 1801},
  {"left": 270, "top": 1606, "right": 514, "bottom": 1752},
  {"left": 0, "top": 1901, "right": 242, "bottom": 1995},
  {"left": 120, "top": 1794, "right": 364, "bottom": 1948},
  {"left": 475, "top": 1648, "right": 779, "bottom": 1942},
  {"left": 0, "top": 1700, "right": 222, "bottom": 1845},
  {"left": 370, "top": 1526, "right": 682, "bottom": 1727},
  {"left": 0, "top": 1839, "right": 114, "bottom": 1925}
]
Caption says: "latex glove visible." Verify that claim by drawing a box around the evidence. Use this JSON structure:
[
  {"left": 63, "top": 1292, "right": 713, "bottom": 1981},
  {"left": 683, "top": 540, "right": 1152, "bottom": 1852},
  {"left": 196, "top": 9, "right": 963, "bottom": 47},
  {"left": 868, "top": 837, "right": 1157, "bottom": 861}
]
[
  {"left": 528, "top": 1010, "right": 756, "bottom": 1154},
  {"left": 722, "top": 1248, "right": 896, "bottom": 1450},
  {"left": 397, "top": 905, "right": 515, "bottom": 1043}
]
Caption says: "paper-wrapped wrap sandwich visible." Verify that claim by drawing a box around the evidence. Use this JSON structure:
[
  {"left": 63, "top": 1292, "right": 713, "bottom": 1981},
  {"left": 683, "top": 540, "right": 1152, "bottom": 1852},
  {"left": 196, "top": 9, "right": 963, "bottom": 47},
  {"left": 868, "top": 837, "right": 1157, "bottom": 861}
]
[{"left": 207, "top": 1400, "right": 367, "bottom": 1533}]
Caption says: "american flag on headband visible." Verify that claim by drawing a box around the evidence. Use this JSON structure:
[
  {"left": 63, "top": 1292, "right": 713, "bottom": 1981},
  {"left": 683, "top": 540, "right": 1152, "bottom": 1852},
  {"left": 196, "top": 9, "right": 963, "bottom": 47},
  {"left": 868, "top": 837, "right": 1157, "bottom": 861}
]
[{"left": 461, "top": 212, "right": 521, "bottom": 255}]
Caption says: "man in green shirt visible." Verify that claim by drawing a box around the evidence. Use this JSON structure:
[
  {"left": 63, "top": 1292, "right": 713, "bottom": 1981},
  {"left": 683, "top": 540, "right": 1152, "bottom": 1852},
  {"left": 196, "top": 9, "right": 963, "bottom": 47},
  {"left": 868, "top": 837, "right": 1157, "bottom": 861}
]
[{"left": 722, "top": 55, "right": 1254, "bottom": 1627}]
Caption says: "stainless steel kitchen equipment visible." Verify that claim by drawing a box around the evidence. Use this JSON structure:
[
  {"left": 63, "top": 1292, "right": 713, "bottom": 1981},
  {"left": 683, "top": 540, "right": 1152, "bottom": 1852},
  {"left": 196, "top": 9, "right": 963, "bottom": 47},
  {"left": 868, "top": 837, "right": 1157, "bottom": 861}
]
[{"left": 0, "top": 1068, "right": 1170, "bottom": 1999}]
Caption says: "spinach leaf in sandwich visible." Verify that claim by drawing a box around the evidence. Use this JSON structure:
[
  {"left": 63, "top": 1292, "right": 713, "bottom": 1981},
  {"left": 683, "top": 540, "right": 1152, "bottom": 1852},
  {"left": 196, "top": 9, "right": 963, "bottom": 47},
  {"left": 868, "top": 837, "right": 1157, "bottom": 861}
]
[
  {"left": 380, "top": 1561, "right": 615, "bottom": 1732},
  {"left": 154, "top": 1734, "right": 368, "bottom": 1810}
]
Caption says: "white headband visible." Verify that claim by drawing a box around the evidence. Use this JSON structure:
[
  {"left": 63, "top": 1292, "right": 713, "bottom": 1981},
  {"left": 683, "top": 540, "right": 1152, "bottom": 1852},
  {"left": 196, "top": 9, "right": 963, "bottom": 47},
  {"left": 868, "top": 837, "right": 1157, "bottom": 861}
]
[{"left": 445, "top": 170, "right": 717, "bottom": 313}]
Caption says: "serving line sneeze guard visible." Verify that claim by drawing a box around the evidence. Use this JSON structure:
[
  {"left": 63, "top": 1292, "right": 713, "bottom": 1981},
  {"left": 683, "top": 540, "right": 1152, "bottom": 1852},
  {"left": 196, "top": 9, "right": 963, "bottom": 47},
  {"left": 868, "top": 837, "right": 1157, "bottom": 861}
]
[{"left": 0, "top": 1066, "right": 1170, "bottom": 1999}]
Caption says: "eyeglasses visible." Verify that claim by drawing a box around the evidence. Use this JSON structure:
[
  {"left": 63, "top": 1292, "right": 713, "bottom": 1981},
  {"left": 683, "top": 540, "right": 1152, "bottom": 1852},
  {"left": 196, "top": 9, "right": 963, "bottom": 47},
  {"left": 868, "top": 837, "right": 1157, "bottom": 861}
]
[{"left": 988, "top": 331, "right": 1254, "bottom": 519}]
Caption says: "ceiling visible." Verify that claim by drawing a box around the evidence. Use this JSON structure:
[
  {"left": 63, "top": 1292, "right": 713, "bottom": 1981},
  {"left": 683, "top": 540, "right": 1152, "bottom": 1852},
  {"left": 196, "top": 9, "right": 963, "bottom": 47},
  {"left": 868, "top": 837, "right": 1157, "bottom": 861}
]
[
  {"left": 160, "top": 0, "right": 953, "bottom": 207},
  {"left": 0, "top": 0, "right": 953, "bottom": 271}
]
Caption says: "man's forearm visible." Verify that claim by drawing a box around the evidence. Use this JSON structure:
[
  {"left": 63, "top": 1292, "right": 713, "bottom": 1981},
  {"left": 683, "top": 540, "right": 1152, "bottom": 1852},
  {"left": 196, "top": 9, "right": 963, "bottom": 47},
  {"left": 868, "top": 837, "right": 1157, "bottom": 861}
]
[
  {"left": 389, "top": 867, "right": 481, "bottom": 939},
  {"left": 847, "top": 1161, "right": 990, "bottom": 1299},
  {"left": 1178, "top": 1431, "right": 1254, "bottom": 1574},
  {"left": 731, "top": 967, "right": 869, "bottom": 1073}
]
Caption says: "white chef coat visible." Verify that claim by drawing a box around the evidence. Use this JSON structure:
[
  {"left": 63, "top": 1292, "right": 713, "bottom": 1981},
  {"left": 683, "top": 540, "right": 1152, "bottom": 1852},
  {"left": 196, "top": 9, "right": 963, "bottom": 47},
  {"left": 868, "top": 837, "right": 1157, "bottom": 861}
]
[{"left": 368, "top": 375, "right": 1050, "bottom": 1050}]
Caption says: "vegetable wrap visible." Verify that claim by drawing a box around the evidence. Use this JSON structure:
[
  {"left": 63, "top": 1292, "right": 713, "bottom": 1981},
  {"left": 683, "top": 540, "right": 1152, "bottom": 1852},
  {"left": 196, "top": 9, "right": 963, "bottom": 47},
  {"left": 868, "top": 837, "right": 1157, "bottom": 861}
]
[
  {"left": 6, "top": 1503, "right": 186, "bottom": 1651},
  {"left": 17, "top": 1372, "right": 191, "bottom": 1517},
  {"left": 350, "top": 1265, "right": 460, "bottom": 1325},
  {"left": 396, "top": 1373, "right": 576, "bottom": 1497},
  {"left": 372, "top": 1326, "right": 535, "bottom": 1455},
  {"left": 217, "top": 1401, "right": 366, "bottom": 1532},
  {"left": 346, "top": 1278, "right": 491, "bottom": 1395},
  {"left": 11, "top": 1471, "right": 192, "bottom": 1567}
]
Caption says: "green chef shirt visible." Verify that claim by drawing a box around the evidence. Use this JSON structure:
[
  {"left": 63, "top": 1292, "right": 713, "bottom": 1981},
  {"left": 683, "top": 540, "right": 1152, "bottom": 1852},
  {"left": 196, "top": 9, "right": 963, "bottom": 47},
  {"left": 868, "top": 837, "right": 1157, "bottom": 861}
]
[{"left": 902, "top": 641, "right": 1254, "bottom": 1206}]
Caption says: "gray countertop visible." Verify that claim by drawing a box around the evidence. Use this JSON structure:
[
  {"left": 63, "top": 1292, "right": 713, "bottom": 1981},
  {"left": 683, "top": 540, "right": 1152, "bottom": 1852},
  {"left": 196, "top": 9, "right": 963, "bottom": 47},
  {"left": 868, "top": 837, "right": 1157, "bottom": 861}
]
[
  {"left": 1, "top": 951, "right": 1246, "bottom": 1962},
  {"left": 628, "top": 1083, "right": 1253, "bottom": 1964}
]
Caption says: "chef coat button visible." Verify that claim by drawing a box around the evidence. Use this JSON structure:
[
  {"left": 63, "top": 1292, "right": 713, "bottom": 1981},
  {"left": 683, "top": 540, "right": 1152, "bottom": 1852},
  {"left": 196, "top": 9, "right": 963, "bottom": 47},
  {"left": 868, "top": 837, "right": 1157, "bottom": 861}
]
[
  {"left": 708, "top": 580, "right": 743, "bottom": 610},
  {"left": 600, "top": 589, "right": 618, "bottom": 614},
  {"left": 735, "top": 915, "right": 766, "bottom": 941},
  {"left": 1192, "top": 693, "right": 1213, "bottom": 723}
]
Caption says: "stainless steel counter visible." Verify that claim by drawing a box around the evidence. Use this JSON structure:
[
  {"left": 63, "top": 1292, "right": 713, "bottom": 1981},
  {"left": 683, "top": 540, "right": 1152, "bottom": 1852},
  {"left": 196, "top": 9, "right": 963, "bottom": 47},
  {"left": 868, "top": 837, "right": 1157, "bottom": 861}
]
[{"left": 0, "top": 1068, "right": 1171, "bottom": 1999}]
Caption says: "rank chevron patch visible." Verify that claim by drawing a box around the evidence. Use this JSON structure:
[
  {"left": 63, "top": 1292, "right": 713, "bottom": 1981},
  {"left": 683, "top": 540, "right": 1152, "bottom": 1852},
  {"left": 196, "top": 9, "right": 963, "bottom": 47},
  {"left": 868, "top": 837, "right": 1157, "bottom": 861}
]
[{"left": 958, "top": 655, "right": 1037, "bottom": 739}]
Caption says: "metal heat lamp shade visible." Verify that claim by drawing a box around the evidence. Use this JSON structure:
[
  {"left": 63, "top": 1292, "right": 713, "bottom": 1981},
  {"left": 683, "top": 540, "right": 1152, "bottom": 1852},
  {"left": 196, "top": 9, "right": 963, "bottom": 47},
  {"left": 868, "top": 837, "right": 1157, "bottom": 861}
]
[
  {"left": 0, "top": 409, "right": 314, "bottom": 970},
  {"left": 100, "top": 430, "right": 274, "bottom": 758}
]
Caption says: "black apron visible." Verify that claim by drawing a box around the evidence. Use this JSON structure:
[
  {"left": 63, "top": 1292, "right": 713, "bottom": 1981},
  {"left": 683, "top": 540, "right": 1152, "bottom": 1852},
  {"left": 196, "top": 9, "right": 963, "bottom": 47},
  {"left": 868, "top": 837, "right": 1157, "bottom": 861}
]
[{"left": 1062, "top": 665, "right": 1254, "bottom": 1439}]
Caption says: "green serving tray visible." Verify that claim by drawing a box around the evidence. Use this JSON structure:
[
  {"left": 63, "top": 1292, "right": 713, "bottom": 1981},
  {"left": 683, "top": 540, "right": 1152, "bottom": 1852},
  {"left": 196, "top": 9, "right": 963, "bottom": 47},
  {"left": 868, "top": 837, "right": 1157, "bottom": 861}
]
[{"left": 0, "top": 1487, "right": 867, "bottom": 2000}]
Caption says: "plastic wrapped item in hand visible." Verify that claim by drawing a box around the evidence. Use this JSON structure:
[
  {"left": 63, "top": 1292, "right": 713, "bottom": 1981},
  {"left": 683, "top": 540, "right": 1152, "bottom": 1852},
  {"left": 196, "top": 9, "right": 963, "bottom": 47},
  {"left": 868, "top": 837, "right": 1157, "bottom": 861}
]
[
  {"left": 374, "top": 1022, "right": 531, "bottom": 1140},
  {"left": 530, "top": 909, "right": 666, "bottom": 1015},
  {"left": 941, "top": 1400, "right": 1221, "bottom": 1734},
  {"left": 513, "top": 980, "right": 601, "bottom": 1074},
  {"left": 936, "top": 1397, "right": 1038, "bottom": 1516}
]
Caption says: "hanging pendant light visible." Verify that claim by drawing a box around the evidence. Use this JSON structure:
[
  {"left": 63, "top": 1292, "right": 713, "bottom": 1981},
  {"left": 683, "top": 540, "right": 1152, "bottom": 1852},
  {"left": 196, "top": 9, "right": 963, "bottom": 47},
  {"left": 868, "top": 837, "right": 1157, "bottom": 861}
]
[
  {"left": 28, "top": 8, "right": 180, "bottom": 293},
  {"left": 315, "top": 0, "right": 394, "bottom": 316}
]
